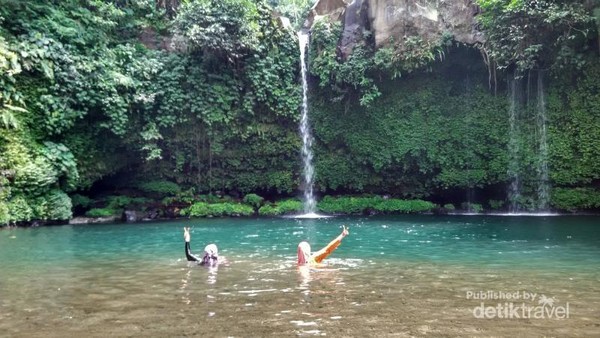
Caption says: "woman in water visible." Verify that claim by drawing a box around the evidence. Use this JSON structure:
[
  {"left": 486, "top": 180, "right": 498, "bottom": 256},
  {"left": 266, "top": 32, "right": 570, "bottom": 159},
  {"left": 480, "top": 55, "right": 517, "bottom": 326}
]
[
  {"left": 297, "top": 225, "right": 349, "bottom": 266},
  {"left": 184, "top": 227, "right": 219, "bottom": 266}
]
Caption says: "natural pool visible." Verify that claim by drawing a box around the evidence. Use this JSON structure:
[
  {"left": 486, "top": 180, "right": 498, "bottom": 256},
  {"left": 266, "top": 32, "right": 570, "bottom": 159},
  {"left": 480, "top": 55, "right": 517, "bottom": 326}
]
[{"left": 1, "top": 215, "right": 599, "bottom": 337}]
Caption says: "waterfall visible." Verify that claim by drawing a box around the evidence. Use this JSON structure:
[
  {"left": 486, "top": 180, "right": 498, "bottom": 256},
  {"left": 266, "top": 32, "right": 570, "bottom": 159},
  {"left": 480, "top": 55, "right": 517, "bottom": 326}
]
[
  {"left": 507, "top": 74, "right": 521, "bottom": 213},
  {"left": 536, "top": 71, "right": 550, "bottom": 210},
  {"left": 298, "top": 31, "right": 316, "bottom": 214},
  {"left": 464, "top": 74, "right": 476, "bottom": 212},
  {"left": 506, "top": 71, "right": 551, "bottom": 213}
]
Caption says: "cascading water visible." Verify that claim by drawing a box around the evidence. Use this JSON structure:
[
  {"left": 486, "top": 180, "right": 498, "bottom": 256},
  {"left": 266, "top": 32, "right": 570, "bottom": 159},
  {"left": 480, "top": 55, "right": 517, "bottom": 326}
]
[
  {"left": 536, "top": 71, "right": 550, "bottom": 210},
  {"left": 506, "top": 71, "right": 551, "bottom": 214},
  {"left": 464, "top": 74, "right": 476, "bottom": 212},
  {"left": 298, "top": 31, "right": 317, "bottom": 215},
  {"left": 507, "top": 74, "right": 521, "bottom": 213}
]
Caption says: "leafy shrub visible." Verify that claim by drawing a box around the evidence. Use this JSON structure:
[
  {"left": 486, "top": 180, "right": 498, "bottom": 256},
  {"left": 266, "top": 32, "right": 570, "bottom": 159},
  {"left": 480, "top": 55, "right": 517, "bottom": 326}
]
[
  {"left": 551, "top": 188, "right": 600, "bottom": 211},
  {"left": 461, "top": 202, "right": 483, "bottom": 213},
  {"left": 187, "top": 202, "right": 209, "bottom": 217},
  {"left": 233, "top": 203, "right": 253, "bottom": 216},
  {"left": 276, "top": 199, "right": 303, "bottom": 214},
  {"left": 106, "top": 195, "right": 151, "bottom": 209},
  {"left": 71, "top": 194, "right": 93, "bottom": 208},
  {"left": 162, "top": 188, "right": 196, "bottom": 206},
  {"left": 470, "top": 203, "right": 483, "bottom": 213},
  {"left": 175, "top": 0, "right": 262, "bottom": 60},
  {"left": 243, "top": 193, "right": 264, "bottom": 209},
  {"left": 257, "top": 199, "right": 303, "bottom": 216},
  {"left": 318, "top": 196, "right": 434, "bottom": 214},
  {"left": 85, "top": 208, "right": 120, "bottom": 218},
  {"left": 33, "top": 190, "right": 72, "bottom": 220},
  {"left": 488, "top": 200, "right": 504, "bottom": 210},
  {"left": 258, "top": 204, "right": 279, "bottom": 216},
  {"left": 207, "top": 203, "right": 228, "bottom": 216},
  {"left": 176, "top": 188, "right": 196, "bottom": 204},
  {"left": 12, "top": 156, "right": 59, "bottom": 195},
  {"left": 7, "top": 195, "right": 34, "bottom": 223},
  {"left": 197, "top": 194, "right": 221, "bottom": 203},
  {"left": 41, "top": 141, "right": 79, "bottom": 191},
  {"left": 374, "top": 199, "right": 436, "bottom": 213},
  {"left": 318, "top": 196, "right": 383, "bottom": 214},
  {"left": 186, "top": 202, "right": 253, "bottom": 217},
  {"left": 1, "top": 191, "right": 72, "bottom": 224},
  {"left": 443, "top": 203, "right": 455, "bottom": 210},
  {"left": 0, "top": 202, "right": 8, "bottom": 225},
  {"left": 137, "top": 180, "right": 181, "bottom": 195}
]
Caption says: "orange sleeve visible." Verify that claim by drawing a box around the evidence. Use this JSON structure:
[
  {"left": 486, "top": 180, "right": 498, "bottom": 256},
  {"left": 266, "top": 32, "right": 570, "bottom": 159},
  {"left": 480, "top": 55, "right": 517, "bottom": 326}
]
[{"left": 313, "top": 238, "right": 342, "bottom": 263}]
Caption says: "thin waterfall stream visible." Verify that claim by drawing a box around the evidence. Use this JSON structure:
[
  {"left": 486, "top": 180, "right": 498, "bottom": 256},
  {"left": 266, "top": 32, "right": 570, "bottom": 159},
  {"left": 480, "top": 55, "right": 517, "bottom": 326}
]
[
  {"left": 507, "top": 73, "right": 521, "bottom": 213},
  {"left": 536, "top": 71, "right": 550, "bottom": 210},
  {"left": 298, "top": 31, "right": 317, "bottom": 215},
  {"left": 506, "top": 71, "right": 551, "bottom": 213}
]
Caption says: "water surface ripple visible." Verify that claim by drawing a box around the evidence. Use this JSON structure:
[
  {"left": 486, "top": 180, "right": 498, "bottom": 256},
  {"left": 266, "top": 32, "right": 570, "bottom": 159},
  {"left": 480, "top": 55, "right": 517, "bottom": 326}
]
[{"left": 1, "top": 215, "right": 598, "bottom": 336}]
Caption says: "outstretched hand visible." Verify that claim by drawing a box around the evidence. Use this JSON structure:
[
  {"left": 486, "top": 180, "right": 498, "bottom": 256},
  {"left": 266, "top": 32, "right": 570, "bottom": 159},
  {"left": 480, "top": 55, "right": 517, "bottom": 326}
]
[
  {"left": 341, "top": 225, "right": 349, "bottom": 238},
  {"left": 183, "top": 227, "right": 191, "bottom": 242}
]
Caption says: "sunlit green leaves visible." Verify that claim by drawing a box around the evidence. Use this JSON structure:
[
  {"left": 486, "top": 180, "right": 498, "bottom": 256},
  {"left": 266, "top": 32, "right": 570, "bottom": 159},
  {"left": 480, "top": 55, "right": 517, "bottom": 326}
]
[
  {"left": 175, "top": 0, "right": 262, "bottom": 61},
  {"left": 475, "top": 0, "right": 594, "bottom": 73}
]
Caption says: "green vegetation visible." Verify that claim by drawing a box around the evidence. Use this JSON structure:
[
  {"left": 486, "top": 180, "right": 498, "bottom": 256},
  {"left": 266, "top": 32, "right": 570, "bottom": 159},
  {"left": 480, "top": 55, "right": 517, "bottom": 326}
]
[
  {"left": 85, "top": 208, "right": 120, "bottom": 218},
  {"left": 308, "top": 16, "right": 452, "bottom": 106},
  {"left": 488, "top": 200, "right": 504, "bottom": 210},
  {"left": 137, "top": 180, "right": 181, "bottom": 195},
  {"left": 71, "top": 194, "right": 93, "bottom": 209},
  {"left": 551, "top": 188, "right": 600, "bottom": 212},
  {"left": 461, "top": 202, "right": 483, "bottom": 213},
  {"left": 475, "top": 0, "right": 593, "bottom": 73},
  {"left": 243, "top": 193, "right": 265, "bottom": 210},
  {"left": 311, "top": 64, "right": 509, "bottom": 197},
  {"left": 1, "top": 0, "right": 599, "bottom": 225},
  {"left": 258, "top": 199, "right": 303, "bottom": 216},
  {"left": 443, "top": 204, "right": 455, "bottom": 211},
  {"left": 318, "top": 196, "right": 435, "bottom": 214},
  {"left": 184, "top": 201, "right": 254, "bottom": 217}
]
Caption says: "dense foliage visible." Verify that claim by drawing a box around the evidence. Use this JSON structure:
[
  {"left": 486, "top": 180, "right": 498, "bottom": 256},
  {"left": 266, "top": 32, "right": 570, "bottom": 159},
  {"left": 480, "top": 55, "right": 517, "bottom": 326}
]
[
  {"left": 309, "top": 46, "right": 509, "bottom": 199},
  {"left": 308, "top": 19, "right": 451, "bottom": 106},
  {"left": 475, "top": 0, "right": 594, "bottom": 73},
  {"left": 0, "top": 0, "right": 301, "bottom": 225},
  {"left": 317, "top": 196, "right": 435, "bottom": 214},
  {"left": 1, "top": 0, "right": 599, "bottom": 225}
]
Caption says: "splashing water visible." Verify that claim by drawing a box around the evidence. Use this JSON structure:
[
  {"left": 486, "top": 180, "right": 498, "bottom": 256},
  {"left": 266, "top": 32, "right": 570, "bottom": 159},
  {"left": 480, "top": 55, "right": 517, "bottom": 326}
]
[{"left": 298, "top": 31, "right": 316, "bottom": 214}]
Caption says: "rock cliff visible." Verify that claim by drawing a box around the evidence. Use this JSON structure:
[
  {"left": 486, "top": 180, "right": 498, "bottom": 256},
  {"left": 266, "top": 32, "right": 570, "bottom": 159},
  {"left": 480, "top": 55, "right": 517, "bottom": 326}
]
[{"left": 305, "top": 0, "right": 483, "bottom": 58}]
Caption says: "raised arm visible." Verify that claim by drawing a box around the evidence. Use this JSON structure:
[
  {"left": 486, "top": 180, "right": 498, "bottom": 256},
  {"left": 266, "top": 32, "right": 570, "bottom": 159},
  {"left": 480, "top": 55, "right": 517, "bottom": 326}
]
[
  {"left": 184, "top": 227, "right": 201, "bottom": 262},
  {"left": 312, "top": 225, "right": 349, "bottom": 264}
]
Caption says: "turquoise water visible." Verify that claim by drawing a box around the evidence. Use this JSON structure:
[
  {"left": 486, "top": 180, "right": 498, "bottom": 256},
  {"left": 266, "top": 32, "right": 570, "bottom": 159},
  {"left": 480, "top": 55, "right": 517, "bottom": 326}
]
[
  {"left": 1, "top": 215, "right": 599, "bottom": 336},
  {"left": 2, "top": 215, "right": 598, "bottom": 270}
]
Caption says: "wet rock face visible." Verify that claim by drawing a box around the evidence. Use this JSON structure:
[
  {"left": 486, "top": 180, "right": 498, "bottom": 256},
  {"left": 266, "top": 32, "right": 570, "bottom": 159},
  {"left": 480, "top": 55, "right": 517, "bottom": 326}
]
[
  {"left": 368, "top": 0, "right": 482, "bottom": 46},
  {"left": 307, "top": 0, "right": 483, "bottom": 57},
  {"left": 303, "top": 0, "right": 347, "bottom": 28},
  {"left": 339, "top": 0, "right": 368, "bottom": 57}
]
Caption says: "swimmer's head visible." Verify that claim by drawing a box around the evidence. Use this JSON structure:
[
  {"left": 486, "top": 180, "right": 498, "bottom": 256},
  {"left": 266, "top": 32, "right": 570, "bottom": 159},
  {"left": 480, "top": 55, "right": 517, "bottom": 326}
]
[
  {"left": 297, "top": 241, "right": 311, "bottom": 265},
  {"left": 202, "top": 243, "right": 218, "bottom": 266}
]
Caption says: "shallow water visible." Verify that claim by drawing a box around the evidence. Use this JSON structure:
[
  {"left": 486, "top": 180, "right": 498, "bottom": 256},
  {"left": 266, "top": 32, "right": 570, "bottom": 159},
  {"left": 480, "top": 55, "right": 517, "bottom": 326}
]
[{"left": 1, "top": 215, "right": 599, "bottom": 337}]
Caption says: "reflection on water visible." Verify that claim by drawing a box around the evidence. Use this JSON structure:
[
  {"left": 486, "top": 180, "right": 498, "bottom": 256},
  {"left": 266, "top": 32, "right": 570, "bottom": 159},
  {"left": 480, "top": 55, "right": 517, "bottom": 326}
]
[
  {"left": 0, "top": 216, "right": 599, "bottom": 336},
  {"left": 1, "top": 257, "right": 598, "bottom": 337}
]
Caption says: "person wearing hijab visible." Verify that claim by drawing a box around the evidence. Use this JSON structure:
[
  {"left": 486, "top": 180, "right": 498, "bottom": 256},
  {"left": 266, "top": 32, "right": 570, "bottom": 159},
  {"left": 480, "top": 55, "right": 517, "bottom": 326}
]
[{"left": 184, "top": 227, "right": 219, "bottom": 266}]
